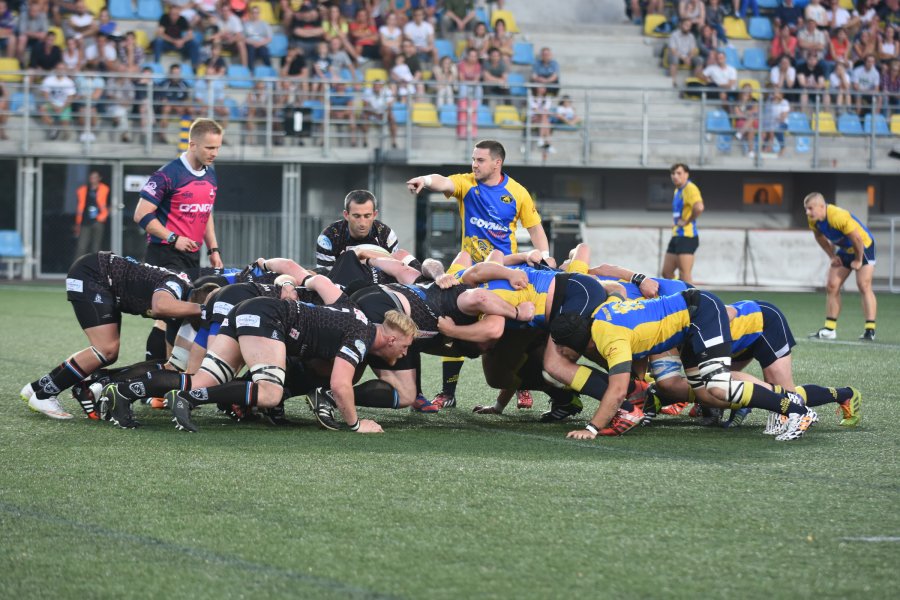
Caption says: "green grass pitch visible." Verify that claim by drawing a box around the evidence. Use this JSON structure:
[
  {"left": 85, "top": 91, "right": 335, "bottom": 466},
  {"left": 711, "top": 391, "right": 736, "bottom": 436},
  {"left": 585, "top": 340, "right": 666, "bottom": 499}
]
[{"left": 1, "top": 285, "right": 899, "bottom": 598}]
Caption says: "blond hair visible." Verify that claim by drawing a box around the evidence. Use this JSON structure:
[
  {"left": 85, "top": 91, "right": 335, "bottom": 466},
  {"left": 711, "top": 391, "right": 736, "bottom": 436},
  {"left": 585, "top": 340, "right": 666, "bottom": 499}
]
[
  {"left": 383, "top": 309, "right": 419, "bottom": 338},
  {"left": 189, "top": 118, "right": 224, "bottom": 140},
  {"left": 803, "top": 192, "right": 825, "bottom": 207}
]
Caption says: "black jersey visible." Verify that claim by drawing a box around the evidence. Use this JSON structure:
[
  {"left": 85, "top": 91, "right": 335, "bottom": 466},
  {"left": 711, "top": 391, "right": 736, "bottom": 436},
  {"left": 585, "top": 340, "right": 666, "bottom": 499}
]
[
  {"left": 96, "top": 252, "right": 192, "bottom": 317},
  {"left": 235, "top": 261, "right": 280, "bottom": 284},
  {"left": 388, "top": 282, "right": 477, "bottom": 328},
  {"left": 316, "top": 219, "right": 398, "bottom": 272}
]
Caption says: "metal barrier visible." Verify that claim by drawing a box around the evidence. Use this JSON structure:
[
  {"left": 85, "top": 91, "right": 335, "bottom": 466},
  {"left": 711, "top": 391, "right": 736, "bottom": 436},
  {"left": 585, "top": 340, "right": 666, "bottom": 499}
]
[{"left": 209, "top": 211, "right": 321, "bottom": 268}]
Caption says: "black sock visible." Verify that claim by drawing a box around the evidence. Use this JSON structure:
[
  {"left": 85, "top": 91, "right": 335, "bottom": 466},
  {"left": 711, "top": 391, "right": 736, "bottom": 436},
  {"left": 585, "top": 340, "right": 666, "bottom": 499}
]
[
  {"left": 115, "top": 371, "right": 191, "bottom": 401},
  {"left": 31, "top": 358, "right": 89, "bottom": 399},
  {"left": 795, "top": 384, "right": 854, "bottom": 407},
  {"left": 442, "top": 358, "right": 464, "bottom": 396},
  {"left": 744, "top": 383, "right": 807, "bottom": 415},
  {"left": 354, "top": 380, "right": 399, "bottom": 409},
  {"left": 108, "top": 359, "right": 165, "bottom": 381},
  {"left": 188, "top": 381, "right": 258, "bottom": 409},
  {"left": 145, "top": 327, "right": 167, "bottom": 361}
]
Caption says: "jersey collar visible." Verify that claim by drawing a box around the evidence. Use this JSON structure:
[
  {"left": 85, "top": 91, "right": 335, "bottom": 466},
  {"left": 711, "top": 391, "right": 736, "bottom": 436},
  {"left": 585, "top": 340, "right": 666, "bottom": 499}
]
[{"left": 179, "top": 152, "right": 208, "bottom": 177}]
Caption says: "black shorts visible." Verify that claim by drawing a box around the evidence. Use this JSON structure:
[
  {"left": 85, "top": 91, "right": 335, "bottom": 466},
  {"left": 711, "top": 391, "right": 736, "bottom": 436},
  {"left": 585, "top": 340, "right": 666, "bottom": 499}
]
[
  {"left": 837, "top": 243, "right": 876, "bottom": 269},
  {"left": 548, "top": 273, "right": 609, "bottom": 323},
  {"left": 230, "top": 296, "right": 286, "bottom": 341},
  {"left": 679, "top": 289, "right": 731, "bottom": 369},
  {"left": 666, "top": 236, "right": 699, "bottom": 256},
  {"left": 144, "top": 242, "right": 200, "bottom": 271},
  {"left": 66, "top": 253, "right": 121, "bottom": 330}
]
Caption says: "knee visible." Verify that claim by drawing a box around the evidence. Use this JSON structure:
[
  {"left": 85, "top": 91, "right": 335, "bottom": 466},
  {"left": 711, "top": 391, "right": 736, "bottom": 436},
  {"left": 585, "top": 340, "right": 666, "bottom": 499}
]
[
  {"left": 96, "top": 341, "right": 120, "bottom": 364},
  {"left": 825, "top": 279, "right": 842, "bottom": 294},
  {"left": 255, "top": 381, "right": 283, "bottom": 408}
]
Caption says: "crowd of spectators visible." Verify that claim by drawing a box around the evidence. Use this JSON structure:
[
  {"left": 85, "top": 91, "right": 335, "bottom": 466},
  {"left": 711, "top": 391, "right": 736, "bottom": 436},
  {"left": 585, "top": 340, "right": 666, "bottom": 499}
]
[{"left": 0, "top": 0, "right": 585, "bottom": 148}]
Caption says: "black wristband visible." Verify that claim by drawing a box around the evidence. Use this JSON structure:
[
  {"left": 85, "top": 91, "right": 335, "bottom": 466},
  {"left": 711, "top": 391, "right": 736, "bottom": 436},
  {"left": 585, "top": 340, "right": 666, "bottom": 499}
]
[
  {"left": 207, "top": 247, "right": 220, "bottom": 256},
  {"left": 631, "top": 273, "right": 646, "bottom": 286},
  {"left": 585, "top": 423, "right": 600, "bottom": 435},
  {"left": 346, "top": 420, "right": 360, "bottom": 432}
]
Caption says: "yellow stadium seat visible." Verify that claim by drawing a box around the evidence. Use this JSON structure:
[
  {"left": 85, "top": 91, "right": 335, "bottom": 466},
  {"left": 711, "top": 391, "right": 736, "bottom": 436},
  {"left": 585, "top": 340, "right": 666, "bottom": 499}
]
[
  {"left": 890, "top": 114, "right": 900, "bottom": 135},
  {"left": 48, "top": 26, "right": 65, "bottom": 49},
  {"left": 494, "top": 104, "right": 523, "bottom": 128},
  {"left": 0, "top": 57, "right": 23, "bottom": 82},
  {"left": 133, "top": 28, "right": 150, "bottom": 50},
  {"left": 251, "top": 1, "right": 279, "bottom": 25},
  {"left": 411, "top": 102, "right": 440, "bottom": 126},
  {"left": 85, "top": 0, "right": 105, "bottom": 16},
  {"left": 737, "top": 78, "right": 761, "bottom": 100},
  {"left": 491, "top": 9, "right": 520, "bottom": 33},
  {"left": 421, "top": 69, "right": 432, "bottom": 81},
  {"left": 365, "top": 68, "right": 388, "bottom": 82},
  {"left": 812, "top": 112, "right": 837, "bottom": 134},
  {"left": 455, "top": 39, "right": 468, "bottom": 60},
  {"left": 643, "top": 14, "right": 670, "bottom": 38},
  {"left": 723, "top": 16, "right": 751, "bottom": 41},
  {"left": 839, "top": 0, "right": 855, "bottom": 9}
]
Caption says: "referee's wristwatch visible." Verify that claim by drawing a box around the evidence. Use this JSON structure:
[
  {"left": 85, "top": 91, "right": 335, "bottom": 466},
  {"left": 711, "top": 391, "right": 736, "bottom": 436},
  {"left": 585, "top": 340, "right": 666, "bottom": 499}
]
[{"left": 166, "top": 232, "right": 178, "bottom": 245}]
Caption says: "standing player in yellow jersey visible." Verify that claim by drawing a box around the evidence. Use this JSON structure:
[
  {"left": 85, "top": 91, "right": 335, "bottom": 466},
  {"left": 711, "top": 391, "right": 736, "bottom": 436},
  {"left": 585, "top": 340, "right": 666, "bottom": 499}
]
[
  {"left": 804, "top": 192, "right": 878, "bottom": 341},
  {"left": 661, "top": 163, "right": 704, "bottom": 285},
  {"left": 407, "top": 139, "right": 553, "bottom": 409}
]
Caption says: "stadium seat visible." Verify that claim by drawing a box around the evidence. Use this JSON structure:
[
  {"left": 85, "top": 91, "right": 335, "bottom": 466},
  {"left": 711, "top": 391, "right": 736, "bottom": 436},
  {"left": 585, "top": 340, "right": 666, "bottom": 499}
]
[
  {"left": 706, "top": 109, "right": 733, "bottom": 133},
  {"left": 251, "top": 1, "right": 279, "bottom": 25},
  {"left": 863, "top": 114, "right": 890, "bottom": 136},
  {"left": 748, "top": 17, "right": 774, "bottom": 40},
  {"left": 892, "top": 114, "right": 900, "bottom": 135},
  {"left": 48, "top": 26, "right": 65, "bottom": 48},
  {"left": 839, "top": 0, "right": 855, "bottom": 8},
  {"left": 716, "top": 134, "right": 733, "bottom": 153},
  {"left": 365, "top": 68, "right": 389, "bottom": 83},
  {"left": 475, "top": 7, "right": 491, "bottom": 31},
  {"left": 223, "top": 97, "right": 241, "bottom": 120},
  {"left": 787, "top": 111, "right": 812, "bottom": 133},
  {"left": 0, "top": 230, "right": 26, "bottom": 279},
  {"left": 302, "top": 99, "right": 324, "bottom": 121},
  {"left": 85, "top": 0, "right": 105, "bottom": 16},
  {"left": 0, "top": 57, "right": 22, "bottom": 82},
  {"left": 268, "top": 33, "right": 288, "bottom": 58},
  {"left": 435, "top": 39, "right": 455, "bottom": 61},
  {"left": 412, "top": 102, "right": 440, "bottom": 126},
  {"left": 141, "top": 61, "right": 166, "bottom": 83},
  {"left": 795, "top": 135, "right": 811, "bottom": 153},
  {"left": 508, "top": 72, "right": 527, "bottom": 97},
  {"left": 512, "top": 42, "right": 534, "bottom": 66},
  {"left": 477, "top": 105, "right": 493, "bottom": 128},
  {"left": 254, "top": 64, "right": 278, "bottom": 79},
  {"left": 392, "top": 102, "right": 408, "bottom": 125},
  {"left": 742, "top": 47, "right": 769, "bottom": 71},
  {"left": 494, "top": 104, "right": 523, "bottom": 128},
  {"left": 723, "top": 16, "right": 751, "bottom": 40},
  {"left": 644, "top": 14, "right": 670, "bottom": 38},
  {"left": 136, "top": 0, "right": 163, "bottom": 21},
  {"left": 227, "top": 64, "right": 254, "bottom": 89},
  {"left": 109, "top": 0, "right": 137, "bottom": 19},
  {"left": 179, "top": 62, "right": 195, "bottom": 86},
  {"left": 455, "top": 39, "right": 468, "bottom": 61},
  {"left": 837, "top": 113, "right": 864, "bottom": 136},
  {"left": 724, "top": 46, "right": 743, "bottom": 69},
  {"left": 133, "top": 29, "right": 150, "bottom": 50},
  {"left": 10, "top": 92, "right": 36, "bottom": 114},
  {"left": 738, "top": 78, "right": 761, "bottom": 100},
  {"left": 757, "top": 0, "right": 780, "bottom": 9},
  {"left": 812, "top": 112, "right": 837, "bottom": 134},
  {"left": 438, "top": 104, "right": 457, "bottom": 126},
  {"left": 794, "top": 0, "right": 810, "bottom": 7},
  {"left": 491, "top": 9, "right": 518, "bottom": 33}
]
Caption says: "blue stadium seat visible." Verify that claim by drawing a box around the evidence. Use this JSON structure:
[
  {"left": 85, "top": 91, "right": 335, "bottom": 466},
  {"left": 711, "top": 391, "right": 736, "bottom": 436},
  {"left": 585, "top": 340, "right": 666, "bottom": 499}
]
[
  {"left": 141, "top": 61, "right": 166, "bottom": 84},
  {"left": 787, "top": 111, "right": 812, "bottom": 133},
  {"left": 748, "top": 17, "right": 774, "bottom": 40},
  {"left": 223, "top": 97, "right": 241, "bottom": 120},
  {"left": 508, "top": 72, "right": 527, "bottom": 97},
  {"left": 757, "top": 0, "right": 780, "bottom": 8},
  {"left": 864, "top": 113, "right": 891, "bottom": 136},
  {"left": 0, "top": 229, "right": 25, "bottom": 279},
  {"left": 512, "top": 42, "right": 534, "bottom": 66},
  {"left": 254, "top": 64, "right": 278, "bottom": 79},
  {"left": 268, "top": 33, "right": 288, "bottom": 58},
  {"left": 723, "top": 46, "right": 743, "bottom": 69},
  {"left": 439, "top": 104, "right": 457, "bottom": 126},
  {"left": 136, "top": 0, "right": 163, "bottom": 21},
  {"left": 795, "top": 135, "right": 811, "bottom": 153},
  {"left": 477, "top": 105, "right": 493, "bottom": 128},
  {"left": 706, "top": 109, "right": 732, "bottom": 133},
  {"left": 10, "top": 92, "right": 36, "bottom": 114},
  {"left": 793, "top": 0, "right": 810, "bottom": 7},
  {"left": 837, "top": 113, "right": 864, "bottom": 135},
  {"left": 392, "top": 102, "right": 408, "bottom": 125},
  {"left": 716, "top": 134, "right": 732, "bottom": 153},
  {"left": 475, "top": 7, "right": 491, "bottom": 31},
  {"left": 742, "top": 48, "right": 769, "bottom": 71},
  {"left": 302, "top": 99, "right": 324, "bottom": 121},
  {"left": 435, "top": 39, "right": 455, "bottom": 61},
  {"left": 227, "top": 64, "right": 254, "bottom": 89},
  {"left": 108, "top": 0, "right": 136, "bottom": 19},
  {"left": 179, "top": 62, "right": 195, "bottom": 86}
]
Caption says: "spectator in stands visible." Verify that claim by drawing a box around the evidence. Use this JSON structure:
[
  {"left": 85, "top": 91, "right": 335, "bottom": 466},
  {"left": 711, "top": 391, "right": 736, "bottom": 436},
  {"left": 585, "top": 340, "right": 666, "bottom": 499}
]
[
  {"left": 760, "top": 88, "right": 789, "bottom": 155},
  {"left": 679, "top": 0, "right": 705, "bottom": 33},
  {"left": 168, "top": 0, "right": 200, "bottom": 26},
  {"left": 153, "top": 4, "right": 200, "bottom": 69},
  {"left": 705, "top": 0, "right": 729, "bottom": 46},
  {"left": 528, "top": 85, "right": 554, "bottom": 154},
  {"left": 404, "top": 7, "right": 438, "bottom": 66},
  {"left": 482, "top": 47, "right": 509, "bottom": 103},
  {"left": 774, "top": 0, "right": 804, "bottom": 35},
  {"left": 103, "top": 72, "right": 133, "bottom": 141},
  {"left": 805, "top": 0, "right": 830, "bottom": 29},
  {"left": 734, "top": 0, "right": 759, "bottom": 20},
  {"left": 852, "top": 27, "right": 877, "bottom": 67},
  {"left": 117, "top": 31, "right": 146, "bottom": 74},
  {"left": 360, "top": 79, "right": 397, "bottom": 147},
  {"left": 829, "top": 27, "right": 851, "bottom": 70},
  {"left": 457, "top": 46, "right": 483, "bottom": 104},
  {"left": 829, "top": 61, "right": 852, "bottom": 112},
  {"left": 328, "top": 35, "right": 358, "bottom": 81},
  {"left": 84, "top": 32, "right": 117, "bottom": 72},
  {"left": 130, "top": 66, "right": 154, "bottom": 141},
  {"left": 329, "top": 81, "right": 358, "bottom": 145},
  {"left": 244, "top": 4, "right": 273, "bottom": 67},
  {"left": 323, "top": 3, "right": 360, "bottom": 62},
  {"left": 552, "top": 94, "right": 582, "bottom": 127},
  {"left": 411, "top": 0, "right": 438, "bottom": 24},
  {"left": 770, "top": 23, "right": 798, "bottom": 66},
  {"left": 770, "top": 54, "right": 797, "bottom": 91},
  {"left": 877, "top": 25, "right": 900, "bottom": 64},
  {"left": 882, "top": 59, "right": 900, "bottom": 115},
  {"left": 14, "top": 0, "right": 48, "bottom": 65},
  {"left": 339, "top": 0, "right": 361, "bottom": 20},
  {"left": 390, "top": 50, "right": 419, "bottom": 99},
  {"left": 489, "top": 18, "right": 514, "bottom": 65},
  {"left": 467, "top": 20, "right": 491, "bottom": 62},
  {"left": 880, "top": 0, "right": 900, "bottom": 30},
  {"left": 156, "top": 64, "right": 192, "bottom": 143},
  {"left": 311, "top": 40, "right": 334, "bottom": 94},
  {"left": 400, "top": 37, "right": 424, "bottom": 86},
  {"left": 667, "top": 20, "right": 698, "bottom": 87},
  {"left": 64, "top": 0, "right": 97, "bottom": 42},
  {"left": 73, "top": 69, "right": 104, "bottom": 142},
  {"left": 827, "top": 0, "right": 861, "bottom": 38},
  {"left": 214, "top": 3, "right": 248, "bottom": 67},
  {"left": 859, "top": 0, "right": 879, "bottom": 27},
  {"left": 280, "top": 45, "right": 309, "bottom": 102},
  {"left": 434, "top": 54, "right": 457, "bottom": 106},
  {"left": 0, "top": 81, "right": 7, "bottom": 139},
  {"left": 194, "top": 57, "right": 229, "bottom": 125},
  {"left": 289, "top": 1, "right": 326, "bottom": 57},
  {"left": 798, "top": 17, "right": 828, "bottom": 63},
  {"left": 39, "top": 64, "right": 76, "bottom": 140},
  {"left": 697, "top": 24, "right": 722, "bottom": 65},
  {"left": 61, "top": 36, "right": 84, "bottom": 72},
  {"left": 796, "top": 51, "right": 829, "bottom": 110},
  {"left": 852, "top": 53, "right": 881, "bottom": 115},
  {"left": 702, "top": 50, "right": 738, "bottom": 112},
  {"left": 531, "top": 46, "right": 560, "bottom": 95},
  {"left": 378, "top": 10, "right": 402, "bottom": 68},
  {"left": 0, "top": 1, "right": 16, "bottom": 59},
  {"left": 733, "top": 83, "right": 759, "bottom": 144},
  {"left": 30, "top": 28, "right": 61, "bottom": 71},
  {"left": 349, "top": 7, "right": 380, "bottom": 64},
  {"left": 97, "top": 7, "right": 116, "bottom": 38},
  {"left": 441, "top": 0, "right": 475, "bottom": 37},
  {"left": 243, "top": 80, "right": 268, "bottom": 145}
]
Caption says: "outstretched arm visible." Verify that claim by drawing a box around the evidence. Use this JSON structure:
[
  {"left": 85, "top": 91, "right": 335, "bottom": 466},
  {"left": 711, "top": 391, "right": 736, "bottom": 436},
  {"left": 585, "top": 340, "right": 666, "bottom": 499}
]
[
  {"left": 406, "top": 174, "right": 455, "bottom": 195},
  {"left": 460, "top": 262, "right": 528, "bottom": 289}
]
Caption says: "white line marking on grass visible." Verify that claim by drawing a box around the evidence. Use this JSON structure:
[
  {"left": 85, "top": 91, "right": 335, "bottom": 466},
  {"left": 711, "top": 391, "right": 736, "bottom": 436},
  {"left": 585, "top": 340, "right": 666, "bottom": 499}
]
[
  {"left": 799, "top": 339, "right": 900, "bottom": 350},
  {"left": 838, "top": 536, "right": 900, "bottom": 543}
]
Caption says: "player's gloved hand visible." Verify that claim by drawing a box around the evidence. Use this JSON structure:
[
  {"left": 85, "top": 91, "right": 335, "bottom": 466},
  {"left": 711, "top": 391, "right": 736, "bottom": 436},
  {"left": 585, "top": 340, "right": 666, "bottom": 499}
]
[{"left": 357, "top": 419, "right": 384, "bottom": 433}]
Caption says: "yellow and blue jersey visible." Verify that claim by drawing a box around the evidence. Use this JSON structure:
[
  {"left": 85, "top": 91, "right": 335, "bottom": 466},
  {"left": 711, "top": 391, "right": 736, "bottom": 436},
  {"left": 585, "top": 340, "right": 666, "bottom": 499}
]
[
  {"left": 729, "top": 300, "right": 764, "bottom": 356},
  {"left": 594, "top": 275, "right": 688, "bottom": 300},
  {"left": 478, "top": 265, "right": 557, "bottom": 327},
  {"left": 448, "top": 172, "right": 542, "bottom": 262},
  {"left": 672, "top": 181, "right": 702, "bottom": 238},
  {"left": 590, "top": 294, "right": 692, "bottom": 374},
  {"left": 808, "top": 204, "right": 874, "bottom": 255}
]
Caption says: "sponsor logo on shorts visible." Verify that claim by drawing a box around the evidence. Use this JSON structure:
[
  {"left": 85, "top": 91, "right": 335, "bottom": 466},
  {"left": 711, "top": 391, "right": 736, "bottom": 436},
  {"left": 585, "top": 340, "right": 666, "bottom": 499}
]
[
  {"left": 468, "top": 217, "right": 510, "bottom": 232},
  {"left": 221, "top": 318, "right": 229, "bottom": 327},
  {"left": 129, "top": 382, "right": 146, "bottom": 397},
  {"left": 289, "top": 328, "right": 300, "bottom": 339},
  {"left": 213, "top": 301, "right": 234, "bottom": 316},
  {"left": 189, "top": 388, "right": 208, "bottom": 401},
  {"left": 271, "top": 331, "right": 280, "bottom": 340},
  {"left": 317, "top": 234, "right": 333, "bottom": 251},
  {"left": 66, "top": 278, "right": 83, "bottom": 293},
  {"left": 235, "top": 314, "right": 261, "bottom": 328},
  {"left": 94, "top": 294, "right": 103, "bottom": 303}
]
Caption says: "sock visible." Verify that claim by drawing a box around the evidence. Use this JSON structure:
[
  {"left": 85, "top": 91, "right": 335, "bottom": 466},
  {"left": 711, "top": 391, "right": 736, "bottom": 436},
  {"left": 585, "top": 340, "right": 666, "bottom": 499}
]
[
  {"left": 740, "top": 382, "right": 808, "bottom": 415},
  {"left": 107, "top": 360, "right": 165, "bottom": 381},
  {"left": 620, "top": 400, "right": 634, "bottom": 412},
  {"left": 189, "top": 381, "right": 258, "bottom": 409},
  {"left": 31, "top": 358, "right": 89, "bottom": 399},
  {"left": 441, "top": 357, "right": 465, "bottom": 397},
  {"left": 823, "top": 317, "right": 837, "bottom": 331},
  {"left": 354, "top": 380, "right": 399, "bottom": 409},
  {"left": 114, "top": 371, "right": 191, "bottom": 401},
  {"left": 795, "top": 385, "right": 854, "bottom": 407},
  {"left": 865, "top": 320, "right": 875, "bottom": 331},
  {"left": 570, "top": 365, "right": 609, "bottom": 399},
  {"left": 145, "top": 327, "right": 167, "bottom": 361}
]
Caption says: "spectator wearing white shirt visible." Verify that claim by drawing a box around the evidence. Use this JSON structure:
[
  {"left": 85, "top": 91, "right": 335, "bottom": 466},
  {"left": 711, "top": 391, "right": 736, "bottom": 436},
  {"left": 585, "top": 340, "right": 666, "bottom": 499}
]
[
  {"left": 360, "top": 80, "right": 397, "bottom": 148},
  {"left": 827, "top": 0, "right": 861, "bottom": 38},
  {"left": 402, "top": 7, "right": 438, "bottom": 66},
  {"left": 84, "top": 33, "right": 117, "bottom": 71},
  {"left": 39, "top": 65, "right": 76, "bottom": 140},
  {"left": 829, "top": 62, "right": 852, "bottom": 110},
  {"left": 702, "top": 50, "right": 738, "bottom": 111},
  {"left": 761, "top": 89, "right": 790, "bottom": 156},
  {"left": 852, "top": 54, "right": 881, "bottom": 114},
  {"left": 215, "top": 4, "right": 248, "bottom": 66}
]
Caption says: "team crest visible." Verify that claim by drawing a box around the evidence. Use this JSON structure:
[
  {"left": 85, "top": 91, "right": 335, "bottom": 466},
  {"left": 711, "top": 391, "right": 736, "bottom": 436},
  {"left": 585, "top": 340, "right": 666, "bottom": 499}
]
[
  {"left": 94, "top": 294, "right": 103, "bottom": 303},
  {"left": 271, "top": 331, "right": 280, "bottom": 340},
  {"left": 500, "top": 195, "right": 513, "bottom": 204},
  {"left": 189, "top": 389, "right": 209, "bottom": 401},
  {"left": 129, "top": 382, "right": 146, "bottom": 397}
]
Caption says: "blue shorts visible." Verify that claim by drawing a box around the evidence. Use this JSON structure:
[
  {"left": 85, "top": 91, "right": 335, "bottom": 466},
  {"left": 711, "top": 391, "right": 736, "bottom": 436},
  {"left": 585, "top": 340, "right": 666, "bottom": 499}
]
[
  {"left": 733, "top": 301, "right": 795, "bottom": 369},
  {"left": 680, "top": 289, "right": 732, "bottom": 369},
  {"left": 552, "top": 273, "right": 609, "bottom": 322},
  {"left": 837, "top": 243, "right": 876, "bottom": 269}
]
